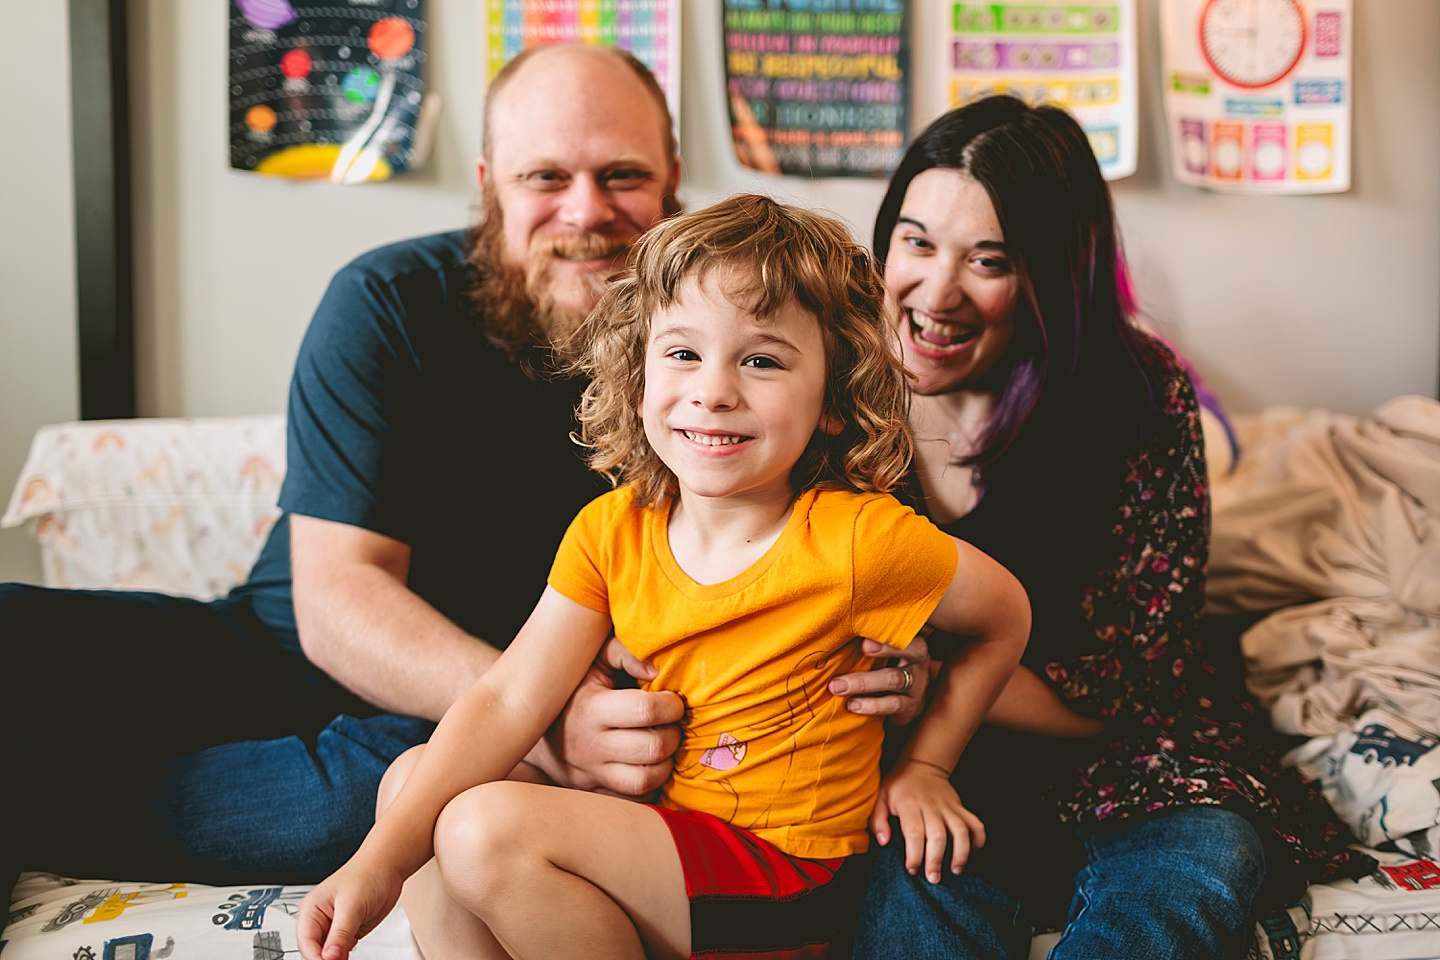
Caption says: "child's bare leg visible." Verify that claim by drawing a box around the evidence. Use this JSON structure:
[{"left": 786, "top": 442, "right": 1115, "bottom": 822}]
[
  {"left": 380, "top": 747, "right": 554, "bottom": 960},
  {"left": 433, "top": 780, "right": 690, "bottom": 960}
]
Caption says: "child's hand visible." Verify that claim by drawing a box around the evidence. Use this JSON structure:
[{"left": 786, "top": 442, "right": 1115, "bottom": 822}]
[
  {"left": 296, "top": 853, "right": 405, "bottom": 960},
  {"left": 870, "top": 758, "right": 985, "bottom": 884}
]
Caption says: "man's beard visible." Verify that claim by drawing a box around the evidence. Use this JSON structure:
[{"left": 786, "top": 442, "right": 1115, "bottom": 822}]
[{"left": 465, "top": 191, "right": 625, "bottom": 369}]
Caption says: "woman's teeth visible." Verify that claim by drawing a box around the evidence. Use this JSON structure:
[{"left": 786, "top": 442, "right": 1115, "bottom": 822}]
[{"left": 910, "top": 311, "right": 976, "bottom": 347}]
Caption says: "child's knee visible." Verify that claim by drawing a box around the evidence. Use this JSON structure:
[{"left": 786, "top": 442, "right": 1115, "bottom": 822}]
[
  {"left": 377, "top": 745, "right": 426, "bottom": 817},
  {"left": 433, "top": 781, "right": 535, "bottom": 899}
]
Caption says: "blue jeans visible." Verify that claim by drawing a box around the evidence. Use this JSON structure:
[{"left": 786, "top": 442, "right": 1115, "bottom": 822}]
[
  {"left": 1, "top": 583, "right": 435, "bottom": 889},
  {"left": 854, "top": 807, "right": 1266, "bottom": 960}
]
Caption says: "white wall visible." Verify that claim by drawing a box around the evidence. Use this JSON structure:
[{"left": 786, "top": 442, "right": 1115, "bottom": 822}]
[
  {"left": 3, "top": 0, "right": 1437, "bottom": 580},
  {"left": 0, "top": 1, "right": 78, "bottom": 584}
]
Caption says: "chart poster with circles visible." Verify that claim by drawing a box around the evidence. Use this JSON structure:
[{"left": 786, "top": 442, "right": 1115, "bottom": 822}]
[
  {"left": 1161, "top": 0, "right": 1352, "bottom": 194},
  {"left": 721, "top": 0, "right": 910, "bottom": 179},
  {"left": 938, "top": 2, "right": 1138, "bottom": 180},
  {"left": 229, "top": 0, "right": 430, "bottom": 183},
  {"left": 482, "top": 0, "right": 681, "bottom": 123}
]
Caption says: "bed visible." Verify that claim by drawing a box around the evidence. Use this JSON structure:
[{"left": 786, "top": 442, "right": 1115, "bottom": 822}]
[{"left": 3, "top": 400, "right": 1438, "bottom": 959}]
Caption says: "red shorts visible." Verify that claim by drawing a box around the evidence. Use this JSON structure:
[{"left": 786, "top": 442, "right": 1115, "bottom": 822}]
[{"left": 650, "top": 805, "right": 869, "bottom": 959}]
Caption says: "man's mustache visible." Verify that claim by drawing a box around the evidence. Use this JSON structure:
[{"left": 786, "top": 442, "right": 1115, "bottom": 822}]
[{"left": 537, "top": 232, "right": 629, "bottom": 264}]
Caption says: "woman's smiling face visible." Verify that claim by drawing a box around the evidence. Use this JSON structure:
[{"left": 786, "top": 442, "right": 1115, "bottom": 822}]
[{"left": 883, "top": 168, "right": 1021, "bottom": 396}]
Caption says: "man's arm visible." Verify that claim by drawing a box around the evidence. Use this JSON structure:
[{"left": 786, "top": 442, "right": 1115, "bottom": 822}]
[
  {"left": 291, "top": 514, "right": 684, "bottom": 789},
  {"left": 291, "top": 515, "right": 494, "bottom": 720}
]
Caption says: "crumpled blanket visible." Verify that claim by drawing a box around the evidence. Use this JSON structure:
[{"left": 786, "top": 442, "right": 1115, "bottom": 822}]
[{"left": 1207, "top": 395, "right": 1440, "bottom": 739}]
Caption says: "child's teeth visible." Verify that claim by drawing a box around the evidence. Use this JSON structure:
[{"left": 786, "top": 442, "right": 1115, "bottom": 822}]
[{"left": 685, "top": 432, "right": 744, "bottom": 445}]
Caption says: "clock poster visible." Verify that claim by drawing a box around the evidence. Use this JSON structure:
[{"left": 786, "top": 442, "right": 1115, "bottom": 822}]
[
  {"left": 936, "top": 1, "right": 1138, "bottom": 181},
  {"left": 1161, "top": 0, "right": 1353, "bottom": 194},
  {"left": 229, "top": 0, "right": 432, "bottom": 183}
]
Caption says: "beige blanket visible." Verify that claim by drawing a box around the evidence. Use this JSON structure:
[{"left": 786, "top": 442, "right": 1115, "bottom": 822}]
[{"left": 1207, "top": 396, "right": 1440, "bottom": 738}]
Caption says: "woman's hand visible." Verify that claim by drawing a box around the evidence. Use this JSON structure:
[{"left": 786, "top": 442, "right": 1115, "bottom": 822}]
[
  {"left": 828, "top": 632, "right": 934, "bottom": 725},
  {"left": 296, "top": 852, "right": 405, "bottom": 960},
  {"left": 527, "top": 637, "right": 685, "bottom": 798},
  {"left": 870, "top": 758, "right": 986, "bottom": 885}
]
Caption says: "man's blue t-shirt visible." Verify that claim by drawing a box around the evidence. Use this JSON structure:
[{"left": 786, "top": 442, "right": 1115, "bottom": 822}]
[{"left": 231, "top": 231, "right": 608, "bottom": 661}]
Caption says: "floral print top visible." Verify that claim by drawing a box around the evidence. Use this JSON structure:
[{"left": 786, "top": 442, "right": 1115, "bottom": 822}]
[{"left": 922, "top": 336, "right": 1373, "bottom": 901}]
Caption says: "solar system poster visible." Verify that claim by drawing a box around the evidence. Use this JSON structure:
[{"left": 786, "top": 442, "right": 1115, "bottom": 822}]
[
  {"left": 230, "top": 0, "right": 430, "bottom": 182},
  {"left": 722, "top": 0, "right": 910, "bottom": 179}
]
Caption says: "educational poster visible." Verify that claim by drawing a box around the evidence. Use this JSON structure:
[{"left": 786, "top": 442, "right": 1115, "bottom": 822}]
[
  {"left": 937, "top": 1, "right": 1138, "bottom": 180},
  {"left": 229, "top": 1, "right": 432, "bottom": 183},
  {"left": 482, "top": 0, "right": 681, "bottom": 121},
  {"left": 721, "top": 1, "right": 910, "bottom": 179},
  {"left": 1160, "top": 0, "right": 1353, "bottom": 194}
]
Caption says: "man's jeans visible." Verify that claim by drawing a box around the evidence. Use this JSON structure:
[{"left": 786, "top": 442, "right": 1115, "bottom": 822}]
[
  {"left": 2, "top": 582, "right": 435, "bottom": 891},
  {"left": 854, "top": 806, "right": 1267, "bottom": 960}
]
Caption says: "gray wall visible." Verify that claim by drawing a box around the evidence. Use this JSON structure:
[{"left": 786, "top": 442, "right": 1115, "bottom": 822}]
[{"left": 3, "top": 0, "right": 1437, "bottom": 581}]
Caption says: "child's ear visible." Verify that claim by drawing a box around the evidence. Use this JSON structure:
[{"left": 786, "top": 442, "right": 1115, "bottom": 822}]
[{"left": 817, "top": 412, "right": 843, "bottom": 436}]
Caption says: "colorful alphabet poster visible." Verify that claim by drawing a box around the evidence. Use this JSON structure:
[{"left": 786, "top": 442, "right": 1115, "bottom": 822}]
[
  {"left": 482, "top": 0, "right": 681, "bottom": 121},
  {"left": 938, "top": 2, "right": 1138, "bottom": 180},
  {"left": 1161, "top": 0, "right": 1352, "bottom": 194},
  {"left": 722, "top": 1, "right": 910, "bottom": 179},
  {"left": 229, "top": 1, "right": 431, "bottom": 183}
]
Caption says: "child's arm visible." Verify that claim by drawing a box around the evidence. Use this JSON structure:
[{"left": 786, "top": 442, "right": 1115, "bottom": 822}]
[
  {"left": 296, "top": 586, "right": 614, "bottom": 960},
  {"left": 869, "top": 536, "right": 1030, "bottom": 884}
]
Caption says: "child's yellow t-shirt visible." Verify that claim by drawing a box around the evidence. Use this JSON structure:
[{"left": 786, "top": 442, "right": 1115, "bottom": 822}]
[{"left": 547, "top": 485, "right": 958, "bottom": 859}]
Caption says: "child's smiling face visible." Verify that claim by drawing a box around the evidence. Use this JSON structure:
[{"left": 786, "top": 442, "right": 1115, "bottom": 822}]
[{"left": 639, "top": 270, "right": 837, "bottom": 507}]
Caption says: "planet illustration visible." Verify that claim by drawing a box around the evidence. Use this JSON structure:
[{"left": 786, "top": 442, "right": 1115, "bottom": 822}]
[
  {"left": 245, "top": 105, "right": 278, "bottom": 133},
  {"left": 368, "top": 17, "right": 416, "bottom": 61},
  {"left": 254, "top": 143, "right": 392, "bottom": 181},
  {"left": 236, "top": 0, "right": 297, "bottom": 32},
  {"left": 341, "top": 67, "right": 382, "bottom": 104},
  {"left": 280, "top": 48, "right": 312, "bottom": 79}
]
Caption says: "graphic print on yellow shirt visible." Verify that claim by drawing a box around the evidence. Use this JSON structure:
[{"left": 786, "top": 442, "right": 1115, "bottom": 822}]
[{"left": 548, "top": 486, "right": 958, "bottom": 859}]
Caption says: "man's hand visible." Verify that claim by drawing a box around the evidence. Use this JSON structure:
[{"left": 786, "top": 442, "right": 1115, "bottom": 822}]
[
  {"left": 525, "top": 638, "right": 684, "bottom": 798},
  {"left": 828, "top": 632, "right": 934, "bottom": 725}
]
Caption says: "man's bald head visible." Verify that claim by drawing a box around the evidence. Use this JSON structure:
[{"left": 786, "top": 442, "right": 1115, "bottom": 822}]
[{"left": 482, "top": 44, "right": 676, "bottom": 171}]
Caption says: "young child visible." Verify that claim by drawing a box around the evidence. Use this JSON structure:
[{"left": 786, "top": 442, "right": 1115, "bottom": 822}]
[{"left": 296, "top": 195, "right": 1030, "bottom": 960}]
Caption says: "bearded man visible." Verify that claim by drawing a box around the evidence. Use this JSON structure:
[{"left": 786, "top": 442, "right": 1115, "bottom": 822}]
[{"left": 0, "top": 44, "right": 685, "bottom": 893}]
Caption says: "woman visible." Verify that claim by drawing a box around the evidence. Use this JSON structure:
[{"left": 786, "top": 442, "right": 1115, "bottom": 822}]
[{"left": 849, "top": 95, "right": 1370, "bottom": 959}]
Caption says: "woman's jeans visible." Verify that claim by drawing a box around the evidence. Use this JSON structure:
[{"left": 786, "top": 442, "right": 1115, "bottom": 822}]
[{"left": 854, "top": 806, "right": 1267, "bottom": 960}]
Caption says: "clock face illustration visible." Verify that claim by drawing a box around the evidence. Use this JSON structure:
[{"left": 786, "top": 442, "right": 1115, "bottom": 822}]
[{"left": 1200, "top": 0, "right": 1307, "bottom": 89}]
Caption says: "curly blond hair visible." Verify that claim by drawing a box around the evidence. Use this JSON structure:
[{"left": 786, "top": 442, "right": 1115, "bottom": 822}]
[{"left": 568, "top": 193, "right": 913, "bottom": 508}]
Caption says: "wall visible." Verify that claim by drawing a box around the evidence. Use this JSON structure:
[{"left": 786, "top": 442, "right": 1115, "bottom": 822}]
[
  {"left": 0, "top": 2, "right": 78, "bottom": 583},
  {"left": 2, "top": 0, "right": 1437, "bottom": 580}
]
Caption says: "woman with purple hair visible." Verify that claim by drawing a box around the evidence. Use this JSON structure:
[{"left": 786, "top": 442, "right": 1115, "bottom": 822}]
[{"left": 847, "top": 95, "right": 1368, "bottom": 959}]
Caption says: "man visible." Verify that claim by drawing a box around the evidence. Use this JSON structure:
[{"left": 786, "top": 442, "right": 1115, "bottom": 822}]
[{"left": 1, "top": 43, "right": 923, "bottom": 896}]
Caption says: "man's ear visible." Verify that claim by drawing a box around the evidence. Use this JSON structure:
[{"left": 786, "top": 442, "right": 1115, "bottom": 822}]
[
  {"left": 665, "top": 156, "right": 683, "bottom": 212},
  {"left": 817, "top": 413, "right": 843, "bottom": 436},
  {"left": 475, "top": 158, "right": 489, "bottom": 191}
]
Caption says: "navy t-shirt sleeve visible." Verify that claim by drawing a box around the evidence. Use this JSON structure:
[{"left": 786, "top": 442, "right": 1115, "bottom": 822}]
[{"left": 278, "top": 254, "right": 421, "bottom": 543}]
